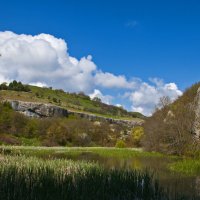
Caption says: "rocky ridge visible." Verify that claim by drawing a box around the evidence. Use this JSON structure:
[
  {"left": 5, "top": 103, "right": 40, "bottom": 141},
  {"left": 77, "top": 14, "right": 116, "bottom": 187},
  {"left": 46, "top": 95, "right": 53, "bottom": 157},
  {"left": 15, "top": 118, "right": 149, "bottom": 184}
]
[{"left": 5, "top": 99, "right": 143, "bottom": 128}]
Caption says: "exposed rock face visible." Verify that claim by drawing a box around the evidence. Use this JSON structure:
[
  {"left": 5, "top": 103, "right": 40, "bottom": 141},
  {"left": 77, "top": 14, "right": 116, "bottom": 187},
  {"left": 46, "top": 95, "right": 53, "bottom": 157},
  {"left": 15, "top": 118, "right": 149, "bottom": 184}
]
[
  {"left": 68, "top": 111, "right": 143, "bottom": 128},
  {"left": 194, "top": 87, "right": 200, "bottom": 138},
  {"left": 7, "top": 100, "right": 68, "bottom": 118},
  {"left": 6, "top": 99, "right": 143, "bottom": 128}
]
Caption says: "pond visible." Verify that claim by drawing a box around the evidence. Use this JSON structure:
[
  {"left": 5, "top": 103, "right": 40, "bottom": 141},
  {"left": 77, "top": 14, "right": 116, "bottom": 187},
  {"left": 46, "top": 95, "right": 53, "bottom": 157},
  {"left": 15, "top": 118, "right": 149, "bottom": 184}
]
[
  {"left": 1, "top": 146, "right": 200, "bottom": 199},
  {"left": 63, "top": 151, "right": 200, "bottom": 199}
]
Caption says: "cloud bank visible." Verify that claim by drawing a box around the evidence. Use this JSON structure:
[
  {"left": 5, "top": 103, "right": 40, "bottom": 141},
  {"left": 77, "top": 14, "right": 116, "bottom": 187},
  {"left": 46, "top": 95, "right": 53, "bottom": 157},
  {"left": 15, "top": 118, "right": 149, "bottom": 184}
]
[{"left": 0, "top": 31, "right": 182, "bottom": 115}]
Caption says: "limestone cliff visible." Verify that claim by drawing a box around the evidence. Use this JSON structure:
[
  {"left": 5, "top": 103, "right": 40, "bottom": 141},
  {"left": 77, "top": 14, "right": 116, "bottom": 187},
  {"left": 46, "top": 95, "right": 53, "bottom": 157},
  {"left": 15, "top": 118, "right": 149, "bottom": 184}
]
[
  {"left": 194, "top": 87, "right": 200, "bottom": 138},
  {"left": 6, "top": 100, "right": 68, "bottom": 118},
  {"left": 5, "top": 99, "right": 143, "bottom": 128}
]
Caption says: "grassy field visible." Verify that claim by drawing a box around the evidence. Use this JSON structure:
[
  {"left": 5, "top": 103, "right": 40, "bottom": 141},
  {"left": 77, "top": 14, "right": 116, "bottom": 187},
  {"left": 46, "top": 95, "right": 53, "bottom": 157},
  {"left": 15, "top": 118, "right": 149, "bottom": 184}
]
[{"left": 0, "top": 146, "right": 165, "bottom": 159}]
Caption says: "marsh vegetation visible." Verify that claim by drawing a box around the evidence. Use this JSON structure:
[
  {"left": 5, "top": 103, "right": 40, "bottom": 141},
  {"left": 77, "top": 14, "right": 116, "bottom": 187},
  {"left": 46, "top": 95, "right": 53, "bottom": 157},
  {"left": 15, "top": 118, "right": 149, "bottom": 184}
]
[
  {"left": 0, "top": 155, "right": 171, "bottom": 200},
  {"left": 0, "top": 146, "right": 199, "bottom": 199}
]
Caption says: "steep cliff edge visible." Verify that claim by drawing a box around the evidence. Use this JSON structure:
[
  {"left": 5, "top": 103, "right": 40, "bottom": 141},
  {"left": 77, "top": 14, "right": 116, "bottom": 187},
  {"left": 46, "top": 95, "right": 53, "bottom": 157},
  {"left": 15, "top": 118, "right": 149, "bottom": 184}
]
[
  {"left": 6, "top": 100, "right": 68, "bottom": 118},
  {"left": 194, "top": 87, "right": 200, "bottom": 137},
  {"left": 6, "top": 99, "right": 143, "bottom": 128}
]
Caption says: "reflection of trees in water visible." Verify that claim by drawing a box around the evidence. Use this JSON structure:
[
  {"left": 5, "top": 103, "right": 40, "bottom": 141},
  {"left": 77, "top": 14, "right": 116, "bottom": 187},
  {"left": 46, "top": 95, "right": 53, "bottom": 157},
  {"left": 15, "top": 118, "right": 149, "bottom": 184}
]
[
  {"left": 131, "top": 158, "right": 143, "bottom": 170},
  {"left": 66, "top": 152, "right": 200, "bottom": 198},
  {"left": 89, "top": 155, "right": 200, "bottom": 198}
]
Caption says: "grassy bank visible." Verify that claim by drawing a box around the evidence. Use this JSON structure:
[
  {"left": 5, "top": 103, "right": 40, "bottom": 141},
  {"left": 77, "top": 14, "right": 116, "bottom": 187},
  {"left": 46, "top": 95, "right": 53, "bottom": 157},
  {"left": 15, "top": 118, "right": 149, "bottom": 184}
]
[
  {"left": 0, "top": 146, "right": 165, "bottom": 159},
  {"left": 169, "top": 158, "right": 200, "bottom": 175},
  {"left": 0, "top": 155, "right": 176, "bottom": 200}
]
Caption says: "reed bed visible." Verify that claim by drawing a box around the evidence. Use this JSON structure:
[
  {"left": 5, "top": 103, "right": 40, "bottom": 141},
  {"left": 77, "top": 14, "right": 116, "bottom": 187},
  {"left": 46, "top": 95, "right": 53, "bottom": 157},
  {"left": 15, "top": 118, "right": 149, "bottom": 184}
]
[{"left": 0, "top": 155, "right": 185, "bottom": 200}]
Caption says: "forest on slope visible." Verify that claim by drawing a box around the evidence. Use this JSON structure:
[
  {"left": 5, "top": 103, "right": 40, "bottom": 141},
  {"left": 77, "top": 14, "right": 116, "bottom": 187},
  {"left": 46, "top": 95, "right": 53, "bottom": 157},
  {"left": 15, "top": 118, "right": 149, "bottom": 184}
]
[{"left": 143, "top": 82, "right": 200, "bottom": 157}]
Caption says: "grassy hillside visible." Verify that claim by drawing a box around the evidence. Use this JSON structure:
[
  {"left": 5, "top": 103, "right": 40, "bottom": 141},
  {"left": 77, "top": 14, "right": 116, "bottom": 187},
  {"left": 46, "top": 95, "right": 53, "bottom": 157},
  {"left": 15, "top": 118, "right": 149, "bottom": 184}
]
[{"left": 0, "top": 82, "right": 145, "bottom": 120}]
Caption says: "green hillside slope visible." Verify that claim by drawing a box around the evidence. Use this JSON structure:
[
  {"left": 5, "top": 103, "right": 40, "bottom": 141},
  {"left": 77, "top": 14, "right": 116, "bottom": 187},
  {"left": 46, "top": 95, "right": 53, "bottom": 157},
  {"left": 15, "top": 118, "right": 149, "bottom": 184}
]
[{"left": 0, "top": 81, "right": 145, "bottom": 120}]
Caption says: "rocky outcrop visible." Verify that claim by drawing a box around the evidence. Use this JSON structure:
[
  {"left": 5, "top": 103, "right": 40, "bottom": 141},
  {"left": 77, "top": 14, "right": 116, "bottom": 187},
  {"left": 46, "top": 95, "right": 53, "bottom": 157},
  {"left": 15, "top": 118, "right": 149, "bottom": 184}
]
[
  {"left": 68, "top": 111, "right": 143, "bottom": 128},
  {"left": 194, "top": 87, "right": 200, "bottom": 138},
  {"left": 5, "top": 99, "right": 143, "bottom": 128},
  {"left": 6, "top": 100, "right": 68, "bottom": 118}
]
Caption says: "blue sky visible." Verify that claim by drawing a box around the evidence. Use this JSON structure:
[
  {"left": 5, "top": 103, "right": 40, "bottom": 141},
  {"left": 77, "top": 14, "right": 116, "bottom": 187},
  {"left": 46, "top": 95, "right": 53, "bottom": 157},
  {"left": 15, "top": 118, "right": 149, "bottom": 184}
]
[{"left": 0, "top": 0, "right": 199, "bottom": 115}]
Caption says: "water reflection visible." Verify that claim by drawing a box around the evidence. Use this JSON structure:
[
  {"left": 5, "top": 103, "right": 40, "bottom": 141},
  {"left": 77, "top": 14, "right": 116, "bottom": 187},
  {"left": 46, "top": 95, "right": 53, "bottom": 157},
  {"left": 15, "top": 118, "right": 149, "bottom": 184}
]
[{"left": 64, "top": 152, "right": 200, "bottom": 199}]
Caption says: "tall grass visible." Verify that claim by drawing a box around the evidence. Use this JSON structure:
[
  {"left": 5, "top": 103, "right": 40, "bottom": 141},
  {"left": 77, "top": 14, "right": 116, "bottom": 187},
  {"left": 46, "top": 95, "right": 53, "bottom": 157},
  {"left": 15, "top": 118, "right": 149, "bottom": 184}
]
[{"left": 0, "top": 155, "right": 184, "bottom": 200}]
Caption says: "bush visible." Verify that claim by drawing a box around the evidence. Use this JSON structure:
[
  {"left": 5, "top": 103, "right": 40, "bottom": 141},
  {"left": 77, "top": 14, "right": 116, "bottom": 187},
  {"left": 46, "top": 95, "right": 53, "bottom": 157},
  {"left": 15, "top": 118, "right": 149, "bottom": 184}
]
[
  {"left": 115, "top": 140, "right": 126, "bottom": 148},
  {"left": 131, "top": 126, "right": 144, "bottom": 147}
]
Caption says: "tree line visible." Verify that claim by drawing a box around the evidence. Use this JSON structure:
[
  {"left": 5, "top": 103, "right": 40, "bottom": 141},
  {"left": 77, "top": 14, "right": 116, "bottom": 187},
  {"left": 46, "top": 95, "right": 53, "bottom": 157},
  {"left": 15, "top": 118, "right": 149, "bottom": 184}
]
[{"left": 0, "top": 80, "right": 30, "bottom": 92}]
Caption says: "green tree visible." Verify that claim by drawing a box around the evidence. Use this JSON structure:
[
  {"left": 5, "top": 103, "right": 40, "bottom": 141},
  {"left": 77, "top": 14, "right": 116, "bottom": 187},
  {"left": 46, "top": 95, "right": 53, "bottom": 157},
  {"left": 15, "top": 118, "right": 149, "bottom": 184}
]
[
  {"left": 115, "top": 140, "right": 126, "bottom": 148},
  {"left": 131, "top": 126, "right": 144, "bottom": 147}
]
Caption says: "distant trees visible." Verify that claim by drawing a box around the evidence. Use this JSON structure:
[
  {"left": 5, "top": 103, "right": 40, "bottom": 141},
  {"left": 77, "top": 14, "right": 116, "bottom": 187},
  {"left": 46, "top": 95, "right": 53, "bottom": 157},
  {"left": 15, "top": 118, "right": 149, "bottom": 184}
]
[
  {"left": 0, "top": 80, "right": 30, "bottom": 92},
  {"left": 93, "top": 97, "right": 102, "bottom": 102}
]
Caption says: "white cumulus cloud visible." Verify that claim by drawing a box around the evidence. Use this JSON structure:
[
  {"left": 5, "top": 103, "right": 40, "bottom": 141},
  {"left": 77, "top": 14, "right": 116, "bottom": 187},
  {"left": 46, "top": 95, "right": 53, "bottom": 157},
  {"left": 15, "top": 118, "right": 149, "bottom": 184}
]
[
  {"left": 0, "top": 31, "right": 96, "bottom": 93},
  {"left": 0, "top": 31, "right": 183, "bottom": 115},
  {"left": 128, "top": 80, "right": 182, "bottom": 116},
  {"left": 94, "top": 72, "right": 135, "bottom": 89}
]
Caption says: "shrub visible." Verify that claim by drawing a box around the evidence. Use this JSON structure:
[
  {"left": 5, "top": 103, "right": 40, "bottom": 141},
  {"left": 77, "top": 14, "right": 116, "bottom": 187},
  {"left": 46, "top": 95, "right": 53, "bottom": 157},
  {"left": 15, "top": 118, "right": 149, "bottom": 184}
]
[
  {"left": 52, "top": 97, "right": 58, "bottom": 103},
  {"left": 115, "top": 140, "right": 126, "bottom": 148},
  {"left": 132, "top": 126, "right": 144, "bottom": 147}
]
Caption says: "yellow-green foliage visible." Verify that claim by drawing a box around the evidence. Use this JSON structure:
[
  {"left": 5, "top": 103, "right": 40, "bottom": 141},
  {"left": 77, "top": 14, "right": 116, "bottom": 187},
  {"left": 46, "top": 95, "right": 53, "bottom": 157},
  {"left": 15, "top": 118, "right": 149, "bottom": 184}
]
[
  {"left": 131, "top": 126, "right": 144, "bottom": 147},
  {"left": 115, "top": 140, "right": 126, "bottom": 148}
]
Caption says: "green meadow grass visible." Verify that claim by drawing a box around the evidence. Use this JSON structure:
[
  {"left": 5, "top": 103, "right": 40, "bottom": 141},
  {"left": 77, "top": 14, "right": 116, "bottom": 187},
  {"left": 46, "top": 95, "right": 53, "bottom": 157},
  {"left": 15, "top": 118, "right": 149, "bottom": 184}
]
[
  {"left": 0, "top": 146, "right": 165, "bottom": 159},
  {"left": 169, "top": 158, "right": 200, "bottom": 175}
]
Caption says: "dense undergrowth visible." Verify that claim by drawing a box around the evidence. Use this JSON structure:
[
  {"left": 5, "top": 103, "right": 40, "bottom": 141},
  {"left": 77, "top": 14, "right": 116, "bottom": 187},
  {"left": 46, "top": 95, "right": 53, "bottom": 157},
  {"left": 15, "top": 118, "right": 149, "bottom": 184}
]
[{"left": 0, "top": 101, "right": 131, "bottom": 147}]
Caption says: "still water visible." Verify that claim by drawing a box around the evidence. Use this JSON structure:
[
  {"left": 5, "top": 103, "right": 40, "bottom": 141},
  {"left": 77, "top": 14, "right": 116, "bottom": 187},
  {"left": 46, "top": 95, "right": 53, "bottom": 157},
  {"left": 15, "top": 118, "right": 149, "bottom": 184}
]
[{"left": 63, "top": 152, "right": 200, "bottom": 199}]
